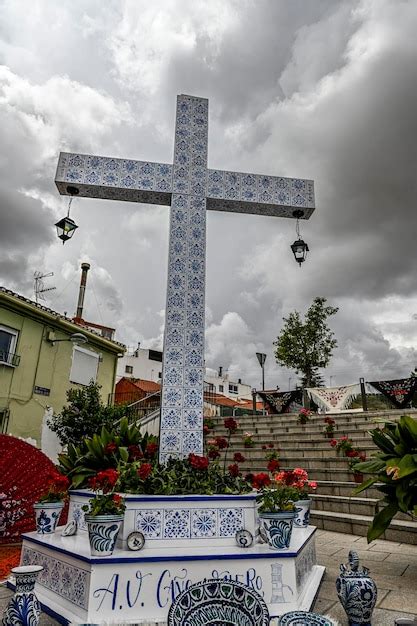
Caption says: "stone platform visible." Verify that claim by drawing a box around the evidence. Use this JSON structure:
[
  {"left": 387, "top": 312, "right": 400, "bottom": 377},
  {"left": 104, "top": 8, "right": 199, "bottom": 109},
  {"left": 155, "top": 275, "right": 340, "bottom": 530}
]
[{"left": 14, "top": 525, "right": 323, "bottom": 624}]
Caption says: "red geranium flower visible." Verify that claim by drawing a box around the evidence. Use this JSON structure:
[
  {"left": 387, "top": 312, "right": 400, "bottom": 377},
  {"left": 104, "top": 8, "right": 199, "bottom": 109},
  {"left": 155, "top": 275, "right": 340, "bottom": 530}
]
[
  {"left": 189, "top": 453, "right": 209, "bottom": 470},
  {"left": 251, "top": 472, "right": 271, "bottom": 490},
  {"left": 346, "top": 450, "right": 359, "bottom": 458},
  {"left": 104, "top": 442, "right": 117, "bottom": 454},
  {"left": 215, "top": 436, "right": 228, "bottom": 450},
  {"left": 145, "top": 442, "right": 158, "bottom": 457},
  {"left": 203, "top": 425, "right": 210, "bottom": 435},
  {"left": 228, "top": 463, "right": 240, "bottom": 478},
  {"left": 233, "top": 452, "right": 246, "bottom": 463},
  {"left": 128, "top": 444, "right": 143, "bottom": 460},
  {"left": 208, "top": 448, "right": 220, "bottom": 460},
  {"left": 137, "top": 463, "right": 153, "bottom": 481},
  {"left": 113, "top": 494, "right": 123, "bottom": 505},
  {"left": 90, "top": 468, "right": 119, "bottom": 493},
  {"left": 262, "top": 445, "right": 267, "bottom": 450},
  {"left": 267, "top": 459, "right": 280, "bottom": 473},
  {"left": 224, "top": 417, "right": 238, "bottom": 432},
  {"left": 330, "top": 439, "right": 337, "bottom": 447},
  {"left": 268, "top": 442, "right": 274, "bottom": 449}
]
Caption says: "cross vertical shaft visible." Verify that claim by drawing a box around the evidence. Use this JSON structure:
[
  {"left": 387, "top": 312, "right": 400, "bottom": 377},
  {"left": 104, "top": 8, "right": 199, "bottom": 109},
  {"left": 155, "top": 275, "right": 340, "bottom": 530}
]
[{"left": 159, "top": 95, "right": 208, "bottom": 462}]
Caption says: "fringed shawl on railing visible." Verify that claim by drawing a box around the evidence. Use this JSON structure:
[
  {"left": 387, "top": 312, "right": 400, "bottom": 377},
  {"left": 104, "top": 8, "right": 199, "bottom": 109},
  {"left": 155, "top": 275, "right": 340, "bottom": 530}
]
[
  {"left": 306, "top": 383, "right": 360, "bottom": 412},
  {"left": 258, "top": 389, "right": 302, "bottom": 414},
  {"left": 368, "top": 377, "right": 417, "bottom": 408}
]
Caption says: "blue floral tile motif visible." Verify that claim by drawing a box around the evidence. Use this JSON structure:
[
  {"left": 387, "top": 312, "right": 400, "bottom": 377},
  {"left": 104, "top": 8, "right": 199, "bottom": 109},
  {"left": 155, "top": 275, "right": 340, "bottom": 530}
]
[
  {"left": 185, "top": 368, "right": 203, "bottom": 386},
  {"left": 165, "top": 346, "right": 184, "bottom": 366},
  {"left": 292, "top": 193, "right": 307, "bottom": 207},
  {"left": 166, "top": 308, "right": 185, "bottom": 327},
  {"left": 166, "top": 328, "right": 184, "bottom": 346},
  {"left": 161, "top": 408, "right": 181, "bottom": 429},
  {"left": 71, "top": 503, "right": 87, "bottom": 530},
  {"left": 184, "top": 388, "right": 203, "bottom": 408},
  {"left": 136, "top": 510, "right": 162, "bottom": 538},
  {"left": 191, "top": 509, "right": 217, "bottom": 538},
  {"left": 163, "top": 367, "right": 183, "bottom": 386},
  {"left": 65, "top": 169, "right": 84, "bottom": 183},
  {"left": 163, "top": 387, "right": 182, "bottom": 406},
  {"left": 219, "top": 508, "right": 244, "bottom": 537},
  {"left": 21, "top": 547, "right": 88, "bottom": 609},
  {"left": 167, "top": 292, "right": 185, "bottom": 308},
  {"left": 68, "top": 154, "right": 85, "bottom": 168},
  {"left": 187, "top": 310, "right": 204, "bottom": 328},
  {"left": 84, "top": 170, "right": 101, "bottom": 185},
  {"left": 183, "top": 410, "right": 202, "bottom": 429},
  {"left": 164, "top": 509, "right": 190, "bottom": 538},
  {"left": 185, "top": 349, "right": 203, "bottom": 367},
  {"left": 186, "top": 329, "right": 204, "bottom": 348},
  {"left": 182, "top": 431, "right": 203, "bottom": 455},
  {"left": 161, "top": 431, "right": 181, "bottom": 452}
]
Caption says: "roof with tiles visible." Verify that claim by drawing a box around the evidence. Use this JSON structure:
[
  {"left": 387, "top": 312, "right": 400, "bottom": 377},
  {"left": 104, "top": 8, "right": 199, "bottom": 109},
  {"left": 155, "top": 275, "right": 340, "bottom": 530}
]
[{"left": 0, "top": 286, "right": 126, "bottom": 351}]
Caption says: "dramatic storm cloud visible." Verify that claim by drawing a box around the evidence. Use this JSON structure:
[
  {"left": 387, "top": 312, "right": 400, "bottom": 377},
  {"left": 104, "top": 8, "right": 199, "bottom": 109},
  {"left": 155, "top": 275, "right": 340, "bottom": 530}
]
[{"left": 1, "top": 0, "right": 416, "bottom": 389}]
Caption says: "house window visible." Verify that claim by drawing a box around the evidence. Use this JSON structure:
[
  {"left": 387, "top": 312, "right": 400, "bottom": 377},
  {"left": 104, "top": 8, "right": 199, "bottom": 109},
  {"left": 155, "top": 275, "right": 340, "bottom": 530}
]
[
  {"left": 229, "top": 384, "right": 238, "bottom": 394},
  {"left": 125, "top": 365, "right": 133, "bottom": 374},
  {"left": 70, "top": 346, "right": 99, "bottom": 386},
  {"left": 0, "top": 325, "right": 20, "bottom": 366},
  {"left": 149, "top": 349, "right": 163, "bottom": 362},
  {"left": 219, "top": 384, "right": 224, "bottom": 393},
  {"left": 0, "top": 408, "right": 9, "bottom": 433}
]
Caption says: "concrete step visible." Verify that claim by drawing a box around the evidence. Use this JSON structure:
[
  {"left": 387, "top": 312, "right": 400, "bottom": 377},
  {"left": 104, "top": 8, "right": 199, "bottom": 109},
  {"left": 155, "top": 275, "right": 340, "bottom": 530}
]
[
  {"left": 311, "top": 493, "right": 381, "bottom": 517},
  {"left": 226, "top": 446, "right": 374, "bottom": 460},
  {"left": 310, "top": 509, "right": 417, "bottom": 545},
  {"left": 314, "top": 480, "right": 382, "bottom": 499}
]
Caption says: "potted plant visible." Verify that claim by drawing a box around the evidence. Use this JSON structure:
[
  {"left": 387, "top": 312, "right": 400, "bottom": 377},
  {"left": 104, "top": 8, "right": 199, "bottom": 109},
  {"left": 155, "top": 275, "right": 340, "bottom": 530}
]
[
  {"left": 33, "top": 470, "right": 69, "bottom": 534},
  {"left": 354, "top": 415, "right": 417, "bottom": 541},
  {"left": 256, "top": 480, "right": 299, "bottom": 550},
  {"left": 348, "top": 451, "right": 367, "bottom": 483},
  {"left": 298, "top": 408, "right": 311, "bottom": 424},
  {"left": 330, "top": 435, "right": 355, "bottom": 455},
  {"left": 243, "top": 432, "right": 254, "bottom": 448},
  {"left": 274, "top": 468, "right": 317, "bottom": 528},
  {"left": 83, "top": 468, "right": 126, "bottom": 557},
  {"left": 323, "top": 416, "right": 336, "bottom": 438}
]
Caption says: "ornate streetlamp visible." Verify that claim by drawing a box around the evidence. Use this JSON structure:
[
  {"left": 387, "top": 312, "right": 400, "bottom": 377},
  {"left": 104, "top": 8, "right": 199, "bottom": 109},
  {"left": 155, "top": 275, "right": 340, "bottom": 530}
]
[
  {"left": 291, "top": 209, "right": 309, "bottom": 266},
  {"left": 55, "top": 186, "right": 79, "bottom": 244}
]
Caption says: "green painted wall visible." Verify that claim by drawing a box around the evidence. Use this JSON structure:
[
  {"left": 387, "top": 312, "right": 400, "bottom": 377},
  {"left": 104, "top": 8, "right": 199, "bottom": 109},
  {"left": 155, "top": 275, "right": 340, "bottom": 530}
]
[{"left": 0, "top": 292, "right": 124, "bottom": 444}]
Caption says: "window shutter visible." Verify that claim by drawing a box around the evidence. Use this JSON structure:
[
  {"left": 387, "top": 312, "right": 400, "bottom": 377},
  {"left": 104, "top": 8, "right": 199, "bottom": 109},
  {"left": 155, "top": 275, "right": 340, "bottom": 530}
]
[{"left": 70, "top": 346, "right": 99, "bottom": 386}]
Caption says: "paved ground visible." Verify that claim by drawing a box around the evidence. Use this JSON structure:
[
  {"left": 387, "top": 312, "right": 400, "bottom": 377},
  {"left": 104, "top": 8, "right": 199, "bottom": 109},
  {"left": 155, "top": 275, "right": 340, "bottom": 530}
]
[{"left": 1, "top": 530, "right": 416, "bottom": 624}]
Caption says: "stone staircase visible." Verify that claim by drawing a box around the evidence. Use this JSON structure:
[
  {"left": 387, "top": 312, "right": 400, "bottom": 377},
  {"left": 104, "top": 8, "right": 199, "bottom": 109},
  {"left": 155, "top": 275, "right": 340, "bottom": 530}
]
[{"left": 210, "top": 408, "right": 417, "bottom": 544}]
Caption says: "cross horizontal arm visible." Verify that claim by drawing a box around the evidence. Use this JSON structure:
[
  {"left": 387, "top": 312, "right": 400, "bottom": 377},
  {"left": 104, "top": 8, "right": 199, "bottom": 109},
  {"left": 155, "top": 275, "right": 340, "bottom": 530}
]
[{"left": 55, "top": 152, "right": 315, "bottom": 219}]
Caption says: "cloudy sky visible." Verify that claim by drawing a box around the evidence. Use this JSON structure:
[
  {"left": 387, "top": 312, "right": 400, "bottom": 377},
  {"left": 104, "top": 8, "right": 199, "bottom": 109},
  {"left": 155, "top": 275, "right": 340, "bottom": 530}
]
[{"left": 1, "top": 0, "right": 417, "bottom": 390}]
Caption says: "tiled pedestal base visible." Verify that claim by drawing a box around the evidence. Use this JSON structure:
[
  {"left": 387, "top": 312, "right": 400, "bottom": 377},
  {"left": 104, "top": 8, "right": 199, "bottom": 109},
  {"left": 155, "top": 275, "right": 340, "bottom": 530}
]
[{"left": 14, "top": 526, "right": 324, "bottom": 624}]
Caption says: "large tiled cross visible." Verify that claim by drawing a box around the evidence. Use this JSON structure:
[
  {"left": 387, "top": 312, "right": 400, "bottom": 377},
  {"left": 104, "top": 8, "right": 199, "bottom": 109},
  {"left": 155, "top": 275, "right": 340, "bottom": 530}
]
[{"left": 55, "top": 94, "right": 315, "bottom": 463}]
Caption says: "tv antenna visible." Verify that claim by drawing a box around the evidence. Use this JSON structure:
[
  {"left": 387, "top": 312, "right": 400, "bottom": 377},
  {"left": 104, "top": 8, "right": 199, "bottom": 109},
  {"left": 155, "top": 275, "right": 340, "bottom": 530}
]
[{"left": 34, "top": 271, "right": 56, "bottom": 304}]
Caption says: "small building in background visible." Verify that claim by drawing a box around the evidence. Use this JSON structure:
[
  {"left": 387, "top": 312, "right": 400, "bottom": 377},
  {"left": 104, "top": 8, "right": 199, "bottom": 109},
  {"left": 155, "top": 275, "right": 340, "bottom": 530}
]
[{"left": 117, "top": 350, "right": 252, "bottom": 400}]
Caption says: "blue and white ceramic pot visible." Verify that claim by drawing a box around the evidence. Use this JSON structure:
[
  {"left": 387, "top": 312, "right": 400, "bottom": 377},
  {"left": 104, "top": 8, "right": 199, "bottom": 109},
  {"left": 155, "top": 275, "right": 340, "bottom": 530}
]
[
  {"left": 2, "top": 564, "right": 43, "bottom": 626},
  {"left": 258, "top": 510, "right": 296, "bottom": 550},
  {"left": 336, "top": 550, "right": 377, "bottom": 626},
  {"left": 293, "top": 499, "right": 312, "bottom": 528},
  {"left": 85, "top": 514, "right": 124, "bottom": 557},
  {"left": 33, "top": 501, "right": 64, "bottom": 534}
]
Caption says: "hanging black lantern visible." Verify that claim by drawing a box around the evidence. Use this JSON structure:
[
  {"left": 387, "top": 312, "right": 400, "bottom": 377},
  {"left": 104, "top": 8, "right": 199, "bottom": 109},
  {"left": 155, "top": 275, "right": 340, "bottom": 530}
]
[
  {"left": 55, "top": 186, "right": 79, "bottom": 244},
  {"left": 291, "top": 209, "right": 309, "bottom": 266},
  {"left": 291, "top": 238, "right": 309, "bottom": 266},
  {"left": 55, "top": 216, "right": 78, "bottom": 244}
]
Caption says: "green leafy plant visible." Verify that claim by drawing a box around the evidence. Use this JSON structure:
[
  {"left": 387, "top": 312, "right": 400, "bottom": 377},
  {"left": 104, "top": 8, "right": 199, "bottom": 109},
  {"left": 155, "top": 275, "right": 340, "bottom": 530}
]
[
  {"left": 256, "top": 484, "right": 298, "bottom": 513},
  {"left": 354, "top": 415, "right": 417, "bottom": 541},
  {"left": 48, "top": 381, "right": 127, "bottom": 447},
  {"left": 58, "top": 417, "right": 155, "bottom": 488},
  {"left": 243, "top": 432, "right": 254, "bottom": 448},
  {"left": 273, "top": 296, "right": 338, "bottom": 389}
]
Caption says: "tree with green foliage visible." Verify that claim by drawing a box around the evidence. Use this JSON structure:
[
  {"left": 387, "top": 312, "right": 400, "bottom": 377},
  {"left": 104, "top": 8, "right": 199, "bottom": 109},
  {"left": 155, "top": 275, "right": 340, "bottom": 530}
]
[
  {"left": 48, "top": 381, "right": 127, "bottom": 447},
  {"left": 273, "top": 296, "right": 338, "bottom": 389}
]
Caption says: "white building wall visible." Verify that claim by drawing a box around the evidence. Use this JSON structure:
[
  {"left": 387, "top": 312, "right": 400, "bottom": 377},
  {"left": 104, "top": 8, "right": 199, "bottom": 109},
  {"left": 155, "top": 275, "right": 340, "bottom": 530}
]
[
  {"left": 116, "top": 348, "right": 163, "bottom": 383},
  {"left": 117, "top": 348, "right": 252, "bottom": 400}
]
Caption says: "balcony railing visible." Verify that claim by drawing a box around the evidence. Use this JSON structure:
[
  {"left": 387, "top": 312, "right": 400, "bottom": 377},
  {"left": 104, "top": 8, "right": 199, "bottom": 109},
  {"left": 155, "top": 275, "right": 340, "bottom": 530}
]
[{"left": 0, "top": 351, "right": 20, "bottom": 366}]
